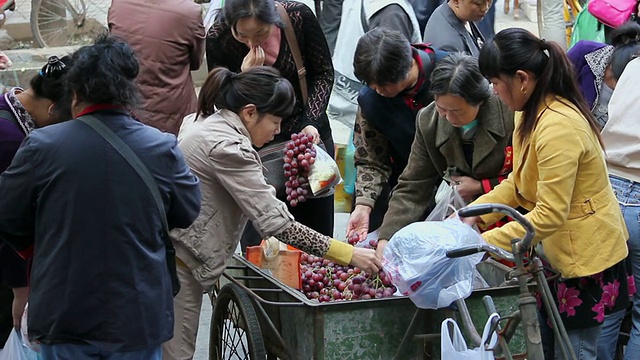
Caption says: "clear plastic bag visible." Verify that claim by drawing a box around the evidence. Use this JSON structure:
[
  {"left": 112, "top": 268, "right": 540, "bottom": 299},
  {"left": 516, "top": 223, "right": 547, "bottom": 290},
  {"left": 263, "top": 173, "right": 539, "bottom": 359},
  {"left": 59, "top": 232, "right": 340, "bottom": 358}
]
[
  {"left": 0, "top": 329, "right": 39, "bottom": 360},
  {"left": 441, "top": 313, "right": 499, "bottom": 359},
  {"left": 383, "top": 217, "right": 484, "bottom": 309},
  {"left": 308, "top": 145, "right": 342, "bottom": 197},
  {"left": 21, "top": 303, "right": 40, "bottom": 353},
  {"left": 426, "top": 180, "right": 466, "bottom": 221}
]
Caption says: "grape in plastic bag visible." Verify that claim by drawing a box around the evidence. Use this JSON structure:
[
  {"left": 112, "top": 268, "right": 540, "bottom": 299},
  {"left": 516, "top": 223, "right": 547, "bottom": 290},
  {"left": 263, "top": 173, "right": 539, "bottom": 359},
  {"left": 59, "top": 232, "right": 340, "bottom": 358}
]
[
  {"left": 383, "top": 217, "right": 484, "bottom": 309},
  {"left": 307, "top": 145, "right": 342, "bottom": 197}
]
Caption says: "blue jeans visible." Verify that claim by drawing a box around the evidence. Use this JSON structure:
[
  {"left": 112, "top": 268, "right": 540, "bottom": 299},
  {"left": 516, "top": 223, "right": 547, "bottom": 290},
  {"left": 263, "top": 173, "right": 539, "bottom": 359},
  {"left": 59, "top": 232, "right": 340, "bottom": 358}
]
[
  {"left": 555, "top": 326, "right": 601, "bottom": 360},
  {"left": 610, "top": 175, "right": 640, "bottom": 360},
  {"left": 40, "top": 343, "right": 162, "bottom": 360},
  {"left": 598, "top": 309, "right": 626, "bottom": 360}
]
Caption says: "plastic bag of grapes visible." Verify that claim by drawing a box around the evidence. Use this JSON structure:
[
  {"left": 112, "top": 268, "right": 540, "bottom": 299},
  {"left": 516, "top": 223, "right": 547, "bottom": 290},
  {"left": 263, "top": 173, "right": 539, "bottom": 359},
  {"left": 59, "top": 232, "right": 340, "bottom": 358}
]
[
  {"left": 383, "top": 218, "right": 484, "bottom": 309},
  {"left": 307, "top": 145, "right": 342, "bottom": 197}
]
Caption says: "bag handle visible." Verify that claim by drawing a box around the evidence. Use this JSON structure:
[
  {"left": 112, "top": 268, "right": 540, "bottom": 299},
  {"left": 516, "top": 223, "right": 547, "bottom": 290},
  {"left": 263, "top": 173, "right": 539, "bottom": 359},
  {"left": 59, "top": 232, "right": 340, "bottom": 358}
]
[
  {"left": 441, "top": 318, "right": 469, "bottom": 353},
  {"left": 275, "top": 2, "right": 308, "bottom": 104},
  {"left": 77, "top": 114, "right": 180, "bottom": 296}
]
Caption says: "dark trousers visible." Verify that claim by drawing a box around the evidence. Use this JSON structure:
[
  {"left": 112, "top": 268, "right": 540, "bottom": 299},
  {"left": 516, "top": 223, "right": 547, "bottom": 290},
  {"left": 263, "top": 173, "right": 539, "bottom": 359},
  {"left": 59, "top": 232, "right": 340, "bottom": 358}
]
[
  {"left": 241, "top": 136, "right": 336, "bottom": 250},
  {"left": 477, "top": 0, "right": 496, "bottom": 41},
  {"left": 319, "top": 0, "right": 344, "bottom": 55}
]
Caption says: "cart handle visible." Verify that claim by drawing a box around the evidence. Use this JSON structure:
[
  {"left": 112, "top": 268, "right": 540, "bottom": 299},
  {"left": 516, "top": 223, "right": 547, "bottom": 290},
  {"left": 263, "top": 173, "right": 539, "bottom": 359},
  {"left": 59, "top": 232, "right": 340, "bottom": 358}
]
[
  {"left": 446, "top": 244, "right": 515, "bottom": 262},
  {"left": 221, "top": 272, "right": 307, "bottom": 307},
  {"left": 457, "top": 204, "right": 535, "bottom": 252}
]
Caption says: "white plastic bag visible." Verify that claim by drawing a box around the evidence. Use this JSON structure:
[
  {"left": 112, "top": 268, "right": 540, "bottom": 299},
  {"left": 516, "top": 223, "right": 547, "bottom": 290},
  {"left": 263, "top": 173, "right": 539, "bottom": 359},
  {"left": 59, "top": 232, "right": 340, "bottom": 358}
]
[
  {"left": 0, "top": 329, "right": 38, "bottom": 360},
  {"left": 426, "top": 180, "right": 466, "bottom": 221},
  {"left": 383, "top": 217, "right": 484, "bottom": 309},
  {"left": 441, "top": 313, "right": 500, "bottom": 360},
  {"left": 21, "top": 303, "right": 40, "bottom": 353},
  {"left": 307, "top": 145, "right": 342, "bottom": 197}
]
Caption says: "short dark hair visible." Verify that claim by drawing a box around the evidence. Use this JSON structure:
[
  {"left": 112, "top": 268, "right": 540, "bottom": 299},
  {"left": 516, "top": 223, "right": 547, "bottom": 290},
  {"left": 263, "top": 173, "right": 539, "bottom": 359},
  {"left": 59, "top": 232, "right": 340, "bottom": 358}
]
[
  {"left": 67, "top": 34, "right": 140, "bottom": 109},
  {"left": 353, "top": 28, "right": 412, "bottom": 86},
  {"left": 479, "top": 28, "right": 601, "bottom": 146},
  {"left": 609, "top": 21, "right": 640, "bottom": 81},
  {"left": 198, "top": 66, "right": 295, "bottom": 119},
  {"left": 221, "top": 0, "right": 284, "bottom": 31},
  {"left": 30, "top": 55, "right": 74, "bottom": 120},
  {"left": 430, "top": 53, "right": 491, "bottom": 106}
]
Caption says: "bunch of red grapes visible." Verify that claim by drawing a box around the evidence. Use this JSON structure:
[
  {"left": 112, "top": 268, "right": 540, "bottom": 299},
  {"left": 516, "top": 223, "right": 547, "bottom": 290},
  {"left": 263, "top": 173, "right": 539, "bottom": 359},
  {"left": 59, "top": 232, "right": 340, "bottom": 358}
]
[
  {"left": 283, "top": 133, "right": 317, "bottom": 207},
  {"left": 347, "top": 234, "right": 378, "bottom": 249},
  {"left": 299, "top": 251, "right": 397, "bottom": 303}
]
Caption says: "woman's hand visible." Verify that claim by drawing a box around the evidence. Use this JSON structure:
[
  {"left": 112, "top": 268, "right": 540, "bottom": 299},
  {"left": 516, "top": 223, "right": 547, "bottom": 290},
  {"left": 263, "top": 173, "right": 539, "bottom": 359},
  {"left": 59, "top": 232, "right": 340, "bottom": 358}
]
[
  {"left": 12, "top": 287, "right": 28, "bottom": 329},
  {"left": 241, "top": 46, "right": 265, "bottom": 72},
  {"left": 301, "top": 125, "right": 320, "bottom": 144},
  {"left": 375, "top": 239, "right": 388, "bottom": 260},
  {"left": 457, "top": 215, "right": 481, "bottom": 227},
  {"left": 346, "top": 205, "right": 371, "bottom": 242},
  {"left": 451, "top": 175, "right": 482, "bottom": 203},
  {"left": 0, "top": 51, "right": 12, "bottom": 70},
  {"left": 350, "top": 247, "right": 383, "bottom": 275}
]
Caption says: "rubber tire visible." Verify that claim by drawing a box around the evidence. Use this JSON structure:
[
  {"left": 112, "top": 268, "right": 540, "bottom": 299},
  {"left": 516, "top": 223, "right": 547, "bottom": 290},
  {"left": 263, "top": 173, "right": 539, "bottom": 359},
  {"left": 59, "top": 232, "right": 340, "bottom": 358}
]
[
  {"left": 210, "top": 283, "right": 267, "bottom": 360},
  {"left": 30, "top": 0, "right": 88, "bottom": 48}
]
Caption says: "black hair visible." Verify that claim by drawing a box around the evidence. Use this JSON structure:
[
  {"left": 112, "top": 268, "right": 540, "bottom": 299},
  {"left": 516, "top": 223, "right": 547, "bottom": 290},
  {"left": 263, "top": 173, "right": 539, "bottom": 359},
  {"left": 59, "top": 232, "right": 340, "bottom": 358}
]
[
  {"left": 609, "top": 21, "right": 640, "bottom": 81},
  {"left": 479, "top": 28, "right": 602, "bottom": 147},
  {"left": 29, "top": 55, "right": 74, "bottom": 119},
  {"left": 221, "top": 0, "right": 284, "bottom": 31},
  {"left": 353, "top": 28, "right": 413, "bottom": 86},
  {"left": 197, "top": 66, "right": 295, "bottom": 119},
  {"left": 430, "top": 53, "right": 491, "bottom": 106},
  {"left": 66, "top": 34, "right": 140, "bottom": 108}
]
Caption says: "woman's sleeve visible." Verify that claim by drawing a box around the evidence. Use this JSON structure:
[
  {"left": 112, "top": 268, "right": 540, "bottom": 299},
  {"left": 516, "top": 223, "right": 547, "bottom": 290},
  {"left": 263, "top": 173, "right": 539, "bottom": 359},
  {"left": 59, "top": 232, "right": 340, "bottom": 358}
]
[
  {"left": 275, "top": 223, "right": 354, "bottom": 265},
  {"left": 476, "top": 119, "right": 583, "bottom": 250},
  {"left": 377, "top": 108, "right": 442, "bottom": 241},
  {"left": 294, "top": 3, "right": 334, "bottom": 130},
  {"left": 353, "top": 107, "right": 392, "bottom": 209}
]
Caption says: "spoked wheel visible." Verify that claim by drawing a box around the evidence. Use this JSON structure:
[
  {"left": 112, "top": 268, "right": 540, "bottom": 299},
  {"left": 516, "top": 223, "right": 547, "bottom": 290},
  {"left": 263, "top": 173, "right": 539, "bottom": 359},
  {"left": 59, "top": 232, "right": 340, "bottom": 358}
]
[
  {"left": 210, "top": 283, "right": 267, "bottom": 360},
  {"left": 30, "top": 0, "right": 105, "bottom": 48}
]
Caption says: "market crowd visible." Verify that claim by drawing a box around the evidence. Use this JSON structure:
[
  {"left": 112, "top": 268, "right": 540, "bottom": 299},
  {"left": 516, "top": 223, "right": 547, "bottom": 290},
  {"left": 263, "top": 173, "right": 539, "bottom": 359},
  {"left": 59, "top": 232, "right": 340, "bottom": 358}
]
[{"left": 0, "top": 0, "right": 639, "bottom": 359}]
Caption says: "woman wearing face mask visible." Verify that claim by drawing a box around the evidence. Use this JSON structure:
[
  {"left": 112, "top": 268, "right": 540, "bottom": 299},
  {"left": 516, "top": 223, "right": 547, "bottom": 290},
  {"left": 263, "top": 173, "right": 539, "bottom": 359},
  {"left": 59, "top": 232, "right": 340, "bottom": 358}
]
[
  {"left": 461, "top": 28, "right": 630, "bottom": 359},
  {"left": 163, "top": 66, "right": 381, "bottom": 360},
  {"left": 369, "top": 53, "right": 514, "bottom": 258},
  {"left": 206, "top": 0, "right": 335, "bottom": 245},
  {"left": 0, "top": 55, "right": 73, "bottom": 347},
  {"left": 568, "top": 22, "right": 640, "bottom": 130},
  {"left": 423, "top": 0, "right": 491, "bottom": 56}
]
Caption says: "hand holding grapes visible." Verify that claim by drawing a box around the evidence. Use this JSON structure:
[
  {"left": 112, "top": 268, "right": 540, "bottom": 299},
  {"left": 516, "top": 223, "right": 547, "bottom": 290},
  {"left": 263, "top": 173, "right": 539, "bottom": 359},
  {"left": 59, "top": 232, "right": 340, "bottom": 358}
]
[
  {"left": 301, "top": 125, "right": 320, "bottom": 144},
  {"left": 375, "top": 239, "right": 387, "bottom": 260},
  {"left": 349, "top": 247, "right": 382, "bottom": 276},
  {"left": 283, "top": 132, "right": 317, "bottom": 207},
  {"left": 346, "top": 205, "right": 371, "bottom": 243}
]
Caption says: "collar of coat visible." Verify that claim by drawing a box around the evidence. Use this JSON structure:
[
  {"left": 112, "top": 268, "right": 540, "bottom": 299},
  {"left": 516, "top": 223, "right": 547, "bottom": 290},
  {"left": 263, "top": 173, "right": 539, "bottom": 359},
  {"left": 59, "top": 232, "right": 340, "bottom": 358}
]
[
  {"left": 441, "top": 3, "right": 484, "bottom": 54},
  {"left": 434, "top": 95, "right": 508, "bottom": 173},
  {"left": 218, "top": 108, "right": 253, "bottom": 140}
]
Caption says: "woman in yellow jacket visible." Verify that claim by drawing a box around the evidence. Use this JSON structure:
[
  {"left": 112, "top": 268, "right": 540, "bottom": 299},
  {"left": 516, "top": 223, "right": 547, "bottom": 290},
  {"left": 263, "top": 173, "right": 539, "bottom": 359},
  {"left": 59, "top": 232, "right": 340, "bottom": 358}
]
[{"left": 462, "top": 28, "right": 630, "bottom": 359}]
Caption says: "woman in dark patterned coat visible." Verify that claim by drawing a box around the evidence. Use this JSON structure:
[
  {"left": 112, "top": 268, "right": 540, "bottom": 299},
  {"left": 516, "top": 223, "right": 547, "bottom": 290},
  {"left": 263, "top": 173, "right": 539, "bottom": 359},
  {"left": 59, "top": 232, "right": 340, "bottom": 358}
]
[{"left": 206, "top": 0, "right": 336, "bottom": 242}]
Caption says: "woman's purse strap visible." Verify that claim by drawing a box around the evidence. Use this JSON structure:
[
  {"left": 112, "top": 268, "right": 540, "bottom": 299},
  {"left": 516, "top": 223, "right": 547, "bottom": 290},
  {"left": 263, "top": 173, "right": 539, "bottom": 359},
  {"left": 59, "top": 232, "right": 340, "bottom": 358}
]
[
  {"left": 77, "top": 114, "right": 181, "bottom": 296},
  {"left": 275, "top": 2, "right": 308, "bottom": 104}
]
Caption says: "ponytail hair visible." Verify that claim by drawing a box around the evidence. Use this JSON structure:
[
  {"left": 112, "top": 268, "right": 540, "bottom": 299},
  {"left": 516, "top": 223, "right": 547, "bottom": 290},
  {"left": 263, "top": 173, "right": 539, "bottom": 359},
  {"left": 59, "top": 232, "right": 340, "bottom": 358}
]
[
  {"left": 30, "top": 54, "right": 74, "bottom": 119},
  {"left": 197, "top": 66, "right": 296, "bottom": 119},
  {"left": 609, "top": 21, "right": 640, "bottom": 81},
  {"left": 479, "top": 28, "right": 602, "bottom": 147}
]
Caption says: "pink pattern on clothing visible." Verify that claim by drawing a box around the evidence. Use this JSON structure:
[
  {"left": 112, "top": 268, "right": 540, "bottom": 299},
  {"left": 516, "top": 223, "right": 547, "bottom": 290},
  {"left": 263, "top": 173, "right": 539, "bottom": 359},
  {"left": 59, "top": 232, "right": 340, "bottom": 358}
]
[
  {"left": 629, "top": 275, "right": 637, "bottom": 296},
  {"left": 601, "top": 280, "right": 620, "bottom": 310},
  {"left": 592, "top": 302, "right": 606, "bottom": 323},
  {"left": 557, "top": 283, "right": 583, "bottom": 317}
]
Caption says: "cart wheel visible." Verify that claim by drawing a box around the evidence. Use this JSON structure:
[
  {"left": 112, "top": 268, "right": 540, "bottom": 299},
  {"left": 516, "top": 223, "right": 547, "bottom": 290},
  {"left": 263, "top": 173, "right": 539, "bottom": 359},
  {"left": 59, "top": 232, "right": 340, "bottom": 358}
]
[{"left": 210, "top": 283, "right": 267, "bottom": 360}]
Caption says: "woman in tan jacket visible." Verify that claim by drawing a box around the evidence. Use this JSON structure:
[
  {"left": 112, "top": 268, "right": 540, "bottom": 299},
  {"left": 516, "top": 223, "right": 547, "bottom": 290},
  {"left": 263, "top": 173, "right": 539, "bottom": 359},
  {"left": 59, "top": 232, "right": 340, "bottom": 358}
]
[
  {"left": 163, "top": 66, "right": 380, "bottom": 359},
  {"left": 463, "top": 28, "right": 629, "bottom": 359}
]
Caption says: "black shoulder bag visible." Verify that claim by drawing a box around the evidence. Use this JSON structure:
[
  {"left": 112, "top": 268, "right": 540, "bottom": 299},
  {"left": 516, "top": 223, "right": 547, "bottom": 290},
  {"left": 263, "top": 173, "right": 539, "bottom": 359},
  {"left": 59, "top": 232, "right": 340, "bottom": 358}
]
[{"left": 78, "top": 114, "right": 181, "bottom": 296}]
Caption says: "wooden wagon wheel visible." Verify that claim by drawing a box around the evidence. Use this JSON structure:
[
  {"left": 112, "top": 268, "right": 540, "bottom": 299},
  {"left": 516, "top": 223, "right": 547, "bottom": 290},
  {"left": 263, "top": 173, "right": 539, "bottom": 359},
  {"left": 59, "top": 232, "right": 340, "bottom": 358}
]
[{"left": 210, "top": 283, "right": 267, "bottom": 360}]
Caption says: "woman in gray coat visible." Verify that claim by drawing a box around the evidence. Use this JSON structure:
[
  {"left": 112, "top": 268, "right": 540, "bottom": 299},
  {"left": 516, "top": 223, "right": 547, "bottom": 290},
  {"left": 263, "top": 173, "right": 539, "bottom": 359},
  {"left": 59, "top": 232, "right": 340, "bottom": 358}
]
[
  {"left": 374, "top": 53, "right": 514, "bottom": 257},
  {"left": 423, "top": 0, "right": 490, "bottom": 56}
]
